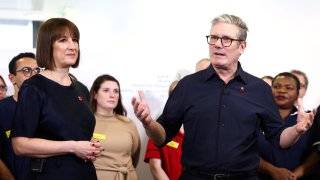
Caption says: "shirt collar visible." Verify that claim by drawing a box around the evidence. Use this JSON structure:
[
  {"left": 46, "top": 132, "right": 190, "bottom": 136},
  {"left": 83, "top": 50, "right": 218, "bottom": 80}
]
[
  {"left": 203, "top": 61, "right": 247, "bottom": 84},
  {"left": 289, "top": 106, "right": 298, "bottom": 116}
]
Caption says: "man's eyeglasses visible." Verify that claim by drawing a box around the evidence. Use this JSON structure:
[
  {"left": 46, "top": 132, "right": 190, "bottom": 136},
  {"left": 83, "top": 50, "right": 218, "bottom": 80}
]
[
  {"left": 206, "top": 35, "right": 244, "bottom": 47},
  {"left": 0, "top": 85, "right": 7, "bottom": 91},
  {"left": 16, "top": 67, "right": 43, "bottom": 77}
]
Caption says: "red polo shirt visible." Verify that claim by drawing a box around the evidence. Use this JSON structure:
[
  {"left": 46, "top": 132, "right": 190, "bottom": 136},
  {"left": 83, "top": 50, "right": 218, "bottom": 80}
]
[{"left": 144, "top": 131, "right": 184, "bottom": 180}]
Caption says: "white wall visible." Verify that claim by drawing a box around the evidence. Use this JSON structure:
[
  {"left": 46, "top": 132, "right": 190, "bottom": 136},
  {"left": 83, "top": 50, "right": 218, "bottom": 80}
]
[{"left": 1, "top": 0, "right": 320, "bottom": 179}]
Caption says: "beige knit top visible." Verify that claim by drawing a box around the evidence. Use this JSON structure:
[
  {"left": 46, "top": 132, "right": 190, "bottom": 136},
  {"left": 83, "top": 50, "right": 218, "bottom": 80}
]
[{"left": 93, "top": 113, "right": 141, "bottom": 180}]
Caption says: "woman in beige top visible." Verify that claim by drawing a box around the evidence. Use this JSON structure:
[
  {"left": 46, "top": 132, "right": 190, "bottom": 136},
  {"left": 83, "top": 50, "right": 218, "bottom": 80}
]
[{"left": 89, "top": 74, "right": 141, "bottom": 180}]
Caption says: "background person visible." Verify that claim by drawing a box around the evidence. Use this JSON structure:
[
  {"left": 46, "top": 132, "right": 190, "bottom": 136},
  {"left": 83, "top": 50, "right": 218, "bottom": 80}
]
[
  {"left": 90, "top": 74, "right": 141, "bottom": 180},
  {"left": 261, "top": 75, "right": 273, "bottom": 86},
  {"left": 195, "top": 58, "right": 211, "bottom": 72},
  {"left": 0, "top": 52, "right": 39, "bottom": 180},
  {"left": 258, "top": 72, "right": 320, "bottom": 180},
  {"left": 0, "top": 75, "right": 12, "bottom": 180},
  {"left": 0, "top": 75, "right": 7, "bottom": 100},
  {"left": 290, "top": 70, "right": 308, "bottom": 107},
  {"left": 11, "top": 18, "right": 102, "bottom": 180}
]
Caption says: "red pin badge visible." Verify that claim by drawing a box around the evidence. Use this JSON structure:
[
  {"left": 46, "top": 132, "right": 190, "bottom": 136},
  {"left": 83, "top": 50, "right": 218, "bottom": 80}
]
[
  {"left": 78, "top": 96, "right": 83, "bottom": 102},
  {"left": 240, "top": 87, "right": 245, "bottom": 93}
]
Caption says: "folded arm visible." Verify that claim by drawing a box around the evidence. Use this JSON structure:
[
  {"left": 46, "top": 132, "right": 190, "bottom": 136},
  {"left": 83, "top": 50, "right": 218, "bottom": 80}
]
[
  {"left": 12, "top": 137, "right": 102, "bottom": 160},
  {"left": 0, "top": 159, "right": 14, "bottom": 180}
]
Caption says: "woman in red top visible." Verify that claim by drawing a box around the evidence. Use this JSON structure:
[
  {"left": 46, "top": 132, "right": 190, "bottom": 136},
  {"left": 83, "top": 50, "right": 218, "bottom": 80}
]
[{"left": 144, "top": 80, "right": 184, "bottom": 180}]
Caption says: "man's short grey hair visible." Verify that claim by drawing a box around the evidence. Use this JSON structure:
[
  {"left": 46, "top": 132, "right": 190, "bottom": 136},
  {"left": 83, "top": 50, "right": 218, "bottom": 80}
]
[{"left": 211, "top": 14, "right": 249, "bottom": 41}]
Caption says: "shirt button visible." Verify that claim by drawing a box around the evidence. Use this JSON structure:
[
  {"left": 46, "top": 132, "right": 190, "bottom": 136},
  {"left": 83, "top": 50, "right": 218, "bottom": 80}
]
[
  {"left": 221, "top": 105, "right": 226, "bottom": 108},
  {"left": 221, "top": 124, "right": 225, "bottom": 127}
]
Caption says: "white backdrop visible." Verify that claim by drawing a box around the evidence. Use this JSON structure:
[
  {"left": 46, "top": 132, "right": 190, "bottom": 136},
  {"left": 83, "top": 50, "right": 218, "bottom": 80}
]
[{"left": 1, "top": 0, "right": 320, "bottom": 179}]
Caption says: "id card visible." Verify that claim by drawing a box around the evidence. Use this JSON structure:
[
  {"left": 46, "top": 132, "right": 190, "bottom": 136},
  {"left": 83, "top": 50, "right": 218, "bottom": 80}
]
[
  {"left": 166, "top": 141, "right": 179, "bottom": 148},
  {"left": 93, "top": 133, "right": 107, "bottom": 140}
]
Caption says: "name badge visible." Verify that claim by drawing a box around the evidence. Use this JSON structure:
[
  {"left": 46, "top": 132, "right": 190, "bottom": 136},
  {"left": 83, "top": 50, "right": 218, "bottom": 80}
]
[
  {"left": 166, "top": 140, "right": 179, "bottom": 148},
  {"left": 93, "top": 133, "right": 107, "bottom": 140}
]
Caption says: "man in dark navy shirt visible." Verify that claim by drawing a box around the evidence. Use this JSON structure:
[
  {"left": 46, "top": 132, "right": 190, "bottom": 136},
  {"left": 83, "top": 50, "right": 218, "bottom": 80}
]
[
  {"left": 131, "top": 14, "right": 315, "bottom": 180},
  {"left": 0, "top": 52, "right": 39, "bottom": 180}
]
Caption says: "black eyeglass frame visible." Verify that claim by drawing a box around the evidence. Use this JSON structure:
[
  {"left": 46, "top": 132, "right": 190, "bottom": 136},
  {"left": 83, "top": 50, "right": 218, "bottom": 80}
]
[
  {"left": 16, "top": 67, "right": 43, "bottom": 77},
  {"left": 0, "top": 85, "right": 7, "bottom": 91},
  {"left": 206, "top": 35, "right": 244, "bottom": 47}
]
